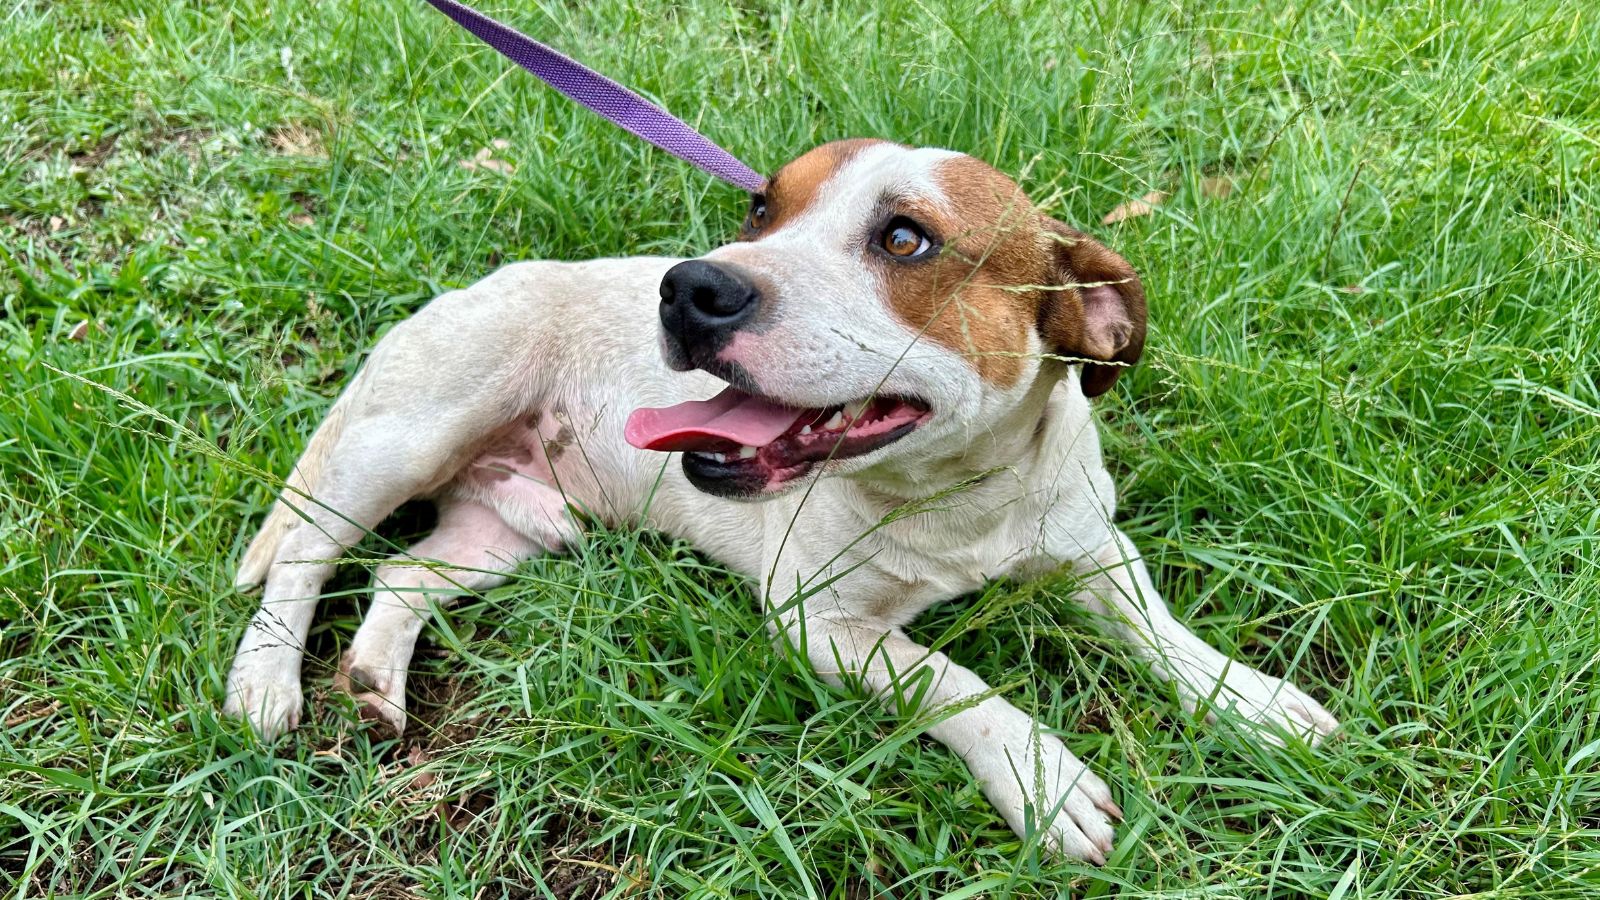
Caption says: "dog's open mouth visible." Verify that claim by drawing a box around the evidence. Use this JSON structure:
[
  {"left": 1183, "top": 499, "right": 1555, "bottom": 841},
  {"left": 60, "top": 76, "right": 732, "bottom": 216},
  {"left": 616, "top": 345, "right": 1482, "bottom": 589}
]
[{"left": 625, "top": 387, "right": 932, "bottom": 492}]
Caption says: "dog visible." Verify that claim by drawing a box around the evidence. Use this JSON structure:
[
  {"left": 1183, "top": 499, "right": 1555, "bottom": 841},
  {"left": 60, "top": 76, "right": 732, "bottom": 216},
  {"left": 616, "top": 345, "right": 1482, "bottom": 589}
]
[{"left": 224, "top": 138, "right": 1338, "bottom": 861}]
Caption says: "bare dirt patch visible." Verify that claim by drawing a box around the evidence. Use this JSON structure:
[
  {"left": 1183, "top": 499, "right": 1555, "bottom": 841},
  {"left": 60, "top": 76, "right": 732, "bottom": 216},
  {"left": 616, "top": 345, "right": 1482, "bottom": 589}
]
[{"left": 269, "top": 123, "right": 326, "bottom": 159}]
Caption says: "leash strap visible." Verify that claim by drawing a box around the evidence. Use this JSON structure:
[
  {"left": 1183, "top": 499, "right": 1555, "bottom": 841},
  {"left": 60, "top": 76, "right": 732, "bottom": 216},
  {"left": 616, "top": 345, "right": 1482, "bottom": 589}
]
[{"left": 421, "top": 0, "right": 766, "bottom": 193}]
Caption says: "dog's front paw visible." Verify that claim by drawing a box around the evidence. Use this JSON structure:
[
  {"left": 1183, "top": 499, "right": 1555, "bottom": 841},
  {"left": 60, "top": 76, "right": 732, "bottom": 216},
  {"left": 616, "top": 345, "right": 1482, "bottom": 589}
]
[
  {"left": 971, "top": 733, "right": 1122, "bottom": 864},
  {"left": 223, "top": 657, "right": 304, "bottom": 740},
  {"left": 1183, "top": 662, "right": 1339, "bottom": 747}
]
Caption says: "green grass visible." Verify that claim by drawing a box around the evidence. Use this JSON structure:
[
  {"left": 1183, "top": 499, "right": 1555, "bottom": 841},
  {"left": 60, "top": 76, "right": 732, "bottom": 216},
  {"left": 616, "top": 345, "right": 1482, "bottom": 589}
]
[{"left": 3, "top": 0, "right": 1599, "bottom": 896}]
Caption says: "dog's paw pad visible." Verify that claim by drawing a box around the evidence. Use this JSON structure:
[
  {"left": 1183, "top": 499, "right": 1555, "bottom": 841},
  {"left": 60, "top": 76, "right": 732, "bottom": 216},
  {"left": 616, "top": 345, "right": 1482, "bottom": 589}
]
[
  {"left": 336, "top": 655, "right": 408, "bottom": 736},
  {"left": 352, "top": 692, "right": 407, "bottom": 736}
]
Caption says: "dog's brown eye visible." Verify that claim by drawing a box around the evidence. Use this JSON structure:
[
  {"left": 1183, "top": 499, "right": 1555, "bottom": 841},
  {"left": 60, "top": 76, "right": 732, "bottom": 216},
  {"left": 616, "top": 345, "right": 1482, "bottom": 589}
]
[
  {"left": 747, "top": 195, "right": 768, "bottom": 230},
  {"left": 881, "top": 217, "right": 931, "bottom": 258}
]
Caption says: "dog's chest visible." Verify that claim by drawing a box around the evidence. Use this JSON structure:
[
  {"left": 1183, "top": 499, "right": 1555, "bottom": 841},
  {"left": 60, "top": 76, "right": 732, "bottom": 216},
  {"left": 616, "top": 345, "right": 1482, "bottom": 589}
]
[
  {"left": 778, "top": 487, "right": 1059, "bottom": 624},
  {"left": 883, "top": 506, "right": 1051, "bottom": 589}
]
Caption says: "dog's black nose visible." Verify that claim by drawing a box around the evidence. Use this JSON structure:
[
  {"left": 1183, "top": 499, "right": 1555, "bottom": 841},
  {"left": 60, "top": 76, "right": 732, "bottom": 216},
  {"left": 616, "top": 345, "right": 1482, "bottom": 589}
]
[{"left": 659, "top": 259, "right": 760, "bottom": 365}]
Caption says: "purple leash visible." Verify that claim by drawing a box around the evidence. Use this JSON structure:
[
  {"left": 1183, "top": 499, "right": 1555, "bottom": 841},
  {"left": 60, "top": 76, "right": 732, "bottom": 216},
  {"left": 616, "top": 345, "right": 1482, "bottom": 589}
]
[{"left": 421, "top": 0, "right": 766, "bottom": 193}]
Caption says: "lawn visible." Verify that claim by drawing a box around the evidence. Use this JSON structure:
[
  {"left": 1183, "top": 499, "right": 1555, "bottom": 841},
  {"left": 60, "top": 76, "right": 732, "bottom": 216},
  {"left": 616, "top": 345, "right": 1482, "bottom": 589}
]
[{"left": 3, "top": 0, "right": 1599, "bottom": 896}]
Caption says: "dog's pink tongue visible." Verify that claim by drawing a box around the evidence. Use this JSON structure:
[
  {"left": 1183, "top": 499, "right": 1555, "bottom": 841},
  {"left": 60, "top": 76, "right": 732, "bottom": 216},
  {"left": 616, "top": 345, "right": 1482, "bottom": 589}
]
[{"left": 625, "top": 386, "right": 807, "bottom": 452}]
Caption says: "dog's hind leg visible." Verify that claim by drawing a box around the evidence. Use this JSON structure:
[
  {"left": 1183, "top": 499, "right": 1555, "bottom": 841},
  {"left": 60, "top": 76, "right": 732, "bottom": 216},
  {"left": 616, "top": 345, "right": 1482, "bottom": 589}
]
[
  {"left": 224, "top": 264, "right": 577, "bottom": 739},
  {"left": 223, "top": 413, "right": 466, "bottom": 739},
  {"left": 225, "top": 387, "right": 519, "bottom": 738},
  {"left": 334, "top": 497, "right": 551, "bottom": 736}
]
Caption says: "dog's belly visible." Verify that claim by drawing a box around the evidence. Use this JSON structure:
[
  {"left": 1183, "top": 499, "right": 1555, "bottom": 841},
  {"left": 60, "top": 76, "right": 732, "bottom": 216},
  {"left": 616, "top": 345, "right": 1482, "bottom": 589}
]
[{"left": 449, "top": 410, "right": 585, "bottom": 548}]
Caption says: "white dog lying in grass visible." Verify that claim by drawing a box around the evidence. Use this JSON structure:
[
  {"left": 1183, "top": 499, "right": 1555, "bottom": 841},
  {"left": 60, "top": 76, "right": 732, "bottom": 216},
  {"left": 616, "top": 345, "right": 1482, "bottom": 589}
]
[{"left": 225, "top": 139, "right": 1338, "bottom": 861}]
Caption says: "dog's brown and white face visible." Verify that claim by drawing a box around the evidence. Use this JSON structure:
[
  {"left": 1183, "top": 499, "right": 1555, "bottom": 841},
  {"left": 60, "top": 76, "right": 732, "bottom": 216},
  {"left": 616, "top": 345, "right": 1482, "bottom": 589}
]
[{"left": 625, "top": 139, "right": 1146, "bottom": 499}]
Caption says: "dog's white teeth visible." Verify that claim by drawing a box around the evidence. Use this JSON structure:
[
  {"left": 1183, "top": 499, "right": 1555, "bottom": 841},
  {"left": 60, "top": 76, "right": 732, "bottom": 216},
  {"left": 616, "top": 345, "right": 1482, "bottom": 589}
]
[
  {"left": 738, "top": 445, "right": 758, "bottom": 459},
  {"left": 799, "top": 425, "right": 812, "bottom": 436},
  {"left": 708, "top": 452, "right": 727, "bottom": 463},
  {"left": 844, "top": 400, "right": 869, "bottom": 419},
  {"left": 823, "top": 411, "right": 845, "bottom": 430}
]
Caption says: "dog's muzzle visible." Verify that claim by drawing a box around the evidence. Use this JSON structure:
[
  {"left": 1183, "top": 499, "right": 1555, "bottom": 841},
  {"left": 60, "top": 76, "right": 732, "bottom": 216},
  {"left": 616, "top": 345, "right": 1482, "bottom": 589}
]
[{"left": 658, "top": 260, "right": 760, "bottom": 371}]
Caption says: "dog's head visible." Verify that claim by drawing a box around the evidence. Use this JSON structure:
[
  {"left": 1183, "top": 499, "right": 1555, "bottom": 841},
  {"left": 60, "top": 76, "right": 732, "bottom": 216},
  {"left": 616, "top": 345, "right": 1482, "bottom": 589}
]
[{"left": 625, "top": 139, "right": 1145, "bottom": 500}]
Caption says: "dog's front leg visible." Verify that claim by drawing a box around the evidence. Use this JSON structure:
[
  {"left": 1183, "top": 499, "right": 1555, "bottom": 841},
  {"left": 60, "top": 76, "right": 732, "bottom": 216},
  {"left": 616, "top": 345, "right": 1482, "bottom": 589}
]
[
  {"left": 778, "top": 611, "right": 1121, "bottom": 862},
  {"left": 1070, "top": 528, "right": 1339, "bottom": 745}
]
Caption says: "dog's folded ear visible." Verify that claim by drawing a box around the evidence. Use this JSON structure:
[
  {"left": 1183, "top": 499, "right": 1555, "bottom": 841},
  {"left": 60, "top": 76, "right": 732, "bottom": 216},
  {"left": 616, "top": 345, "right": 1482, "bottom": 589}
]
[{"left": 1037, "top": 219, "right": 1147, "bottom": 397}]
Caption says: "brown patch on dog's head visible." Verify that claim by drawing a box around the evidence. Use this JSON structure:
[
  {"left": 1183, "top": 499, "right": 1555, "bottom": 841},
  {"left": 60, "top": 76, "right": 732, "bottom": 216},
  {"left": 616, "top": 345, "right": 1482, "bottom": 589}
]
[
  {"left": 1036, "top": 220, "right": 1146, "bottom": 396},
  {"left": 877, "top": 156, "right": 1049, "bottom": 387},
  {"left": 727, "top": 144, "right": 1144, "bottom": 396},
  {"left": 743, "top": 138, "right": 887, "bottom": 239},
  {"left": 875, "top": 155, "right": 1145, "bottom": 393}
]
